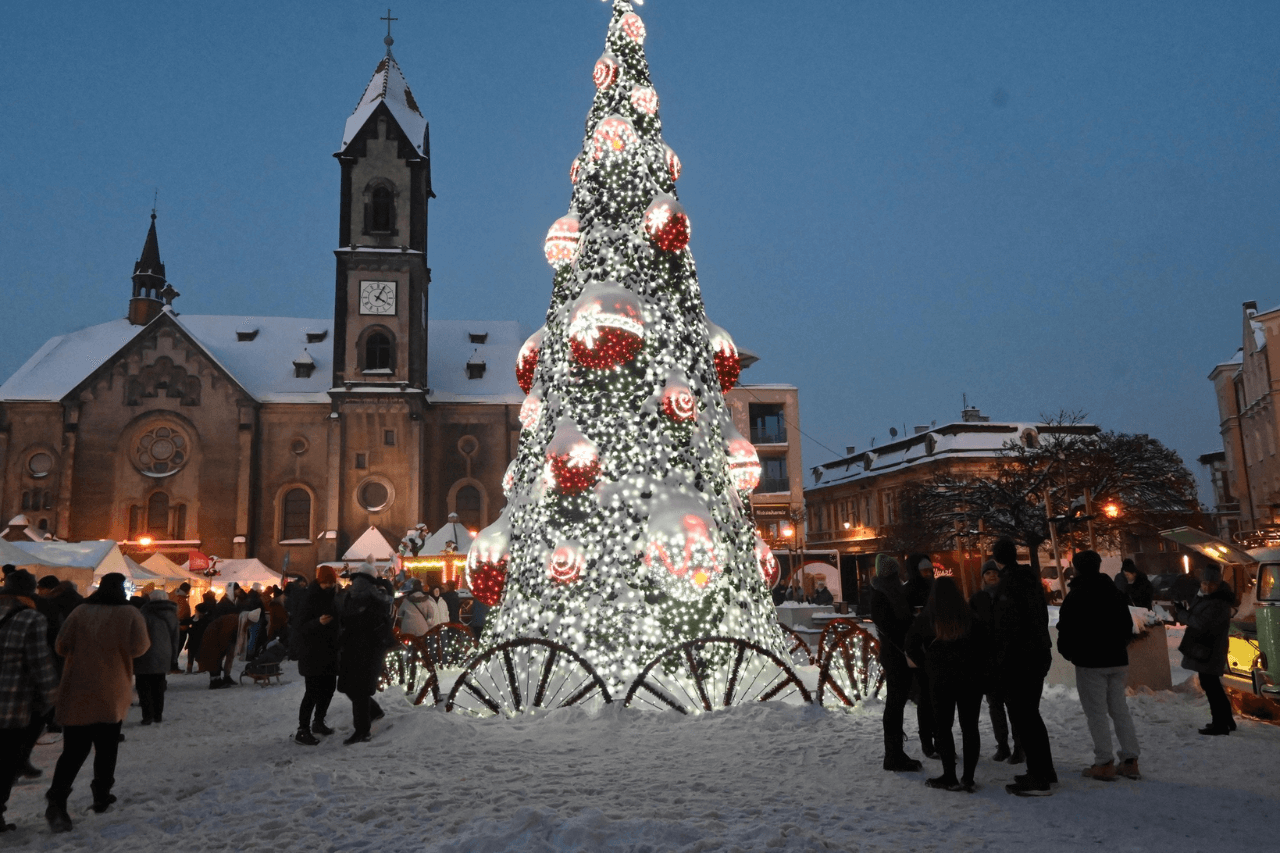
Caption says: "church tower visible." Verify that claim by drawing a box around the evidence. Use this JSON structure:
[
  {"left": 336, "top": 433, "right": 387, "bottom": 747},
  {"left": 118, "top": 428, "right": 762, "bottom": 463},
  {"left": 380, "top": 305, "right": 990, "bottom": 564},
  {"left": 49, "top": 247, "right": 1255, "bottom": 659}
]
[
  {"left": 332, "top": 26, "right": 433, "bottom": 390},
  {"left": 327, "top": 20, "right": 434, "bottom": 554},
  {"left": 128, "top": 212, "right": 178, "bottom": 325}
]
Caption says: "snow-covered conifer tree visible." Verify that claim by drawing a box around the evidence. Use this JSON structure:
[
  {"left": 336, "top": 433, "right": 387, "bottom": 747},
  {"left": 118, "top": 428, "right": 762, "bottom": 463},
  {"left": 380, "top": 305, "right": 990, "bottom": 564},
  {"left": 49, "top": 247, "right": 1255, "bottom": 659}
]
[{"left": 465, "top": 0, "right": 787, "bottom": 694}]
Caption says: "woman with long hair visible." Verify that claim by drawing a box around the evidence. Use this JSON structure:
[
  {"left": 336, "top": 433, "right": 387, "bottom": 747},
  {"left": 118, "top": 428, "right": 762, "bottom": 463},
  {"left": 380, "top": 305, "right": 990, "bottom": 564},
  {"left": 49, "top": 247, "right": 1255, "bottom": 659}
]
[{"left": 906, "top": 576, "right": 987, "bottom": 792}]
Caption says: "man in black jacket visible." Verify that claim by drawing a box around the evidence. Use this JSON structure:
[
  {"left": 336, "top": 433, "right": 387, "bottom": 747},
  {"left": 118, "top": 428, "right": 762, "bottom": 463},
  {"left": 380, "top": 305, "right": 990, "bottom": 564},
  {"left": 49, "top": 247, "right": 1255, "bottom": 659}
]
[
  {"left": 869, "top": 554, "right": 924, "bottom": 771},
  {"left": 1057, "top": 550, "right": 1141, "bottom": 781},
  {"left": 991, "top": 537, "right": 1058, "bottom": 796}
]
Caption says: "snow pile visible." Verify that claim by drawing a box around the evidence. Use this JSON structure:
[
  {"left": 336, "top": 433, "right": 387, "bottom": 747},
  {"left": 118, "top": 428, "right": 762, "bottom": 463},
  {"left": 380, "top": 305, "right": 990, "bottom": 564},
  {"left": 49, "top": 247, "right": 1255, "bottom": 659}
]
[{"left": 5, "top": 647, "right": 1279, "bottom": 852}]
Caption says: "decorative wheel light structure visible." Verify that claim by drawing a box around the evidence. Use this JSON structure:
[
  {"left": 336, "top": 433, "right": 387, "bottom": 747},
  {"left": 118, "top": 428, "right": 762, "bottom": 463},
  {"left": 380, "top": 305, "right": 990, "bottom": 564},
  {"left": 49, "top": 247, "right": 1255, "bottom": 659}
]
[
  {"left": 445, "top": 638, "right": 612, "bottom": 717},
  {"left": 623, "top": 637, "right": 811, "bottom": 714},
  {"left": 814, "top": 619, "right": 886, "bottom": 708}
]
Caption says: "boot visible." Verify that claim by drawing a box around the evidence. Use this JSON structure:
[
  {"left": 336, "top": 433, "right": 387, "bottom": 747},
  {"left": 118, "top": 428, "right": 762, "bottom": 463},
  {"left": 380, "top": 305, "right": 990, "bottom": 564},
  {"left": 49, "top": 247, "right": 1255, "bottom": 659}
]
[
  {"left": 343, "top": 731, "right": 371, "bottom": 745},
  {"left": 1008, "top": 745, "right": 1025, "bottom": 764},
  {"left": 45, "top": 789, "right": 72, "bottom": 833},
  {"left": 1081, "top": 761, "right": 1117, "bottom": 781},
  {"left": 90, "top": 781, "right": 117, "bottom": 814},
  {"left": 311, "top": 720, "right": 335, "bottom": 736},
  {"left": 1117, "top": 758, "right": 1141, "bottom": 780},
  {"left": 295, "top": 727, "right": 319, "bottom": 746},
  {"left": 925, "top": 774, "right": 961, "bottom": 791},
  {"left": 883, "top": 754, "right": 923, "bottom": 772},
  {"left": 991, "top": 744, "right": 1011, "bottom": 762}
]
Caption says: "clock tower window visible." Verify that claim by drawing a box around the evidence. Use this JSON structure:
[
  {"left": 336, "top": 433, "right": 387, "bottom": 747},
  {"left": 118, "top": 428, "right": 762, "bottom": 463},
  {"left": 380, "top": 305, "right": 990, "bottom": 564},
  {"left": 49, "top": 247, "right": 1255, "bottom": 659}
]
[{"left": 362, "top": 331, "right": 395, "bottom": 372}]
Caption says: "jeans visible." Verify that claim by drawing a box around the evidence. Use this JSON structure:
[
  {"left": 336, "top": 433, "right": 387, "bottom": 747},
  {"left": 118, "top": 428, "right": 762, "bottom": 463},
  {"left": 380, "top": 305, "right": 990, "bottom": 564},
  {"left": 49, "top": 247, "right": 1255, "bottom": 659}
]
[
  {"left": 48, "top": 722, "right": 123, "bottom": 801},
  {"left": 1075, "top": 665, "right": 1139, "bottom": 764},
  {"left": 1003, "top": 672, "right": 1056, "bottom": 784}
]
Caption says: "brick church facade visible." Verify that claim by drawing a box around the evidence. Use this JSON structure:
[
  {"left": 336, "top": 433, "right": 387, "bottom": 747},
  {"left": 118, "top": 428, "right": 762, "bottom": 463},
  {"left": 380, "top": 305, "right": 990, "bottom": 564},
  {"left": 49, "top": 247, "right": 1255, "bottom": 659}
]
[{"left": 0, "top": 42, "right": 525, "bottom": 577}]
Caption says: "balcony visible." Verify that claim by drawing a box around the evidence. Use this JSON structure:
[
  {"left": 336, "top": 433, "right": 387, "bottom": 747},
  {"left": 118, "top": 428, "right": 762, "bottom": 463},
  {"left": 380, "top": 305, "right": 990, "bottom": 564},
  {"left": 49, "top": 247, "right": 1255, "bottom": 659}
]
[
  {"left": 750, "top": 427, "right": 788, "bottom": 445},
  {"left": 755, "top": 477, "right": 791, "bottom": 494}
]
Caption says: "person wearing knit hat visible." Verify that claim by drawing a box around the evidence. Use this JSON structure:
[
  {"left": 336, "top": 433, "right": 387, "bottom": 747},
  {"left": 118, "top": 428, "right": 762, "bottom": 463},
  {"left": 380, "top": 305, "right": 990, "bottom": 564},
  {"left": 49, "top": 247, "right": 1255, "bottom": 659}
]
[
  {"left": 869, "top": 553, "right": 923, "bottom": 771},
  {"left": 1175, "top": 564, "right": 1236, "bottom": 735}
]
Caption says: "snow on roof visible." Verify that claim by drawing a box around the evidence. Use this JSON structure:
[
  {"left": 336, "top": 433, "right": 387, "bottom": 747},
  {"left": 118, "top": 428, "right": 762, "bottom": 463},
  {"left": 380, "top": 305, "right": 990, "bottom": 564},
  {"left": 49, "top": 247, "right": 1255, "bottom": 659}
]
[
  {"left": 341, "top": 51, "right": 427, "bottom": 157},
  {"left": 0, "top": 537, "right": 57, "bottom": 566},
  {"left": 812, "top": 421, "right": 1098, "bottom": 488},
  {"left": 427, "top": 320, "right": 527, "bottom": 404},
  {"left": 2, "top": 315, "right": 528, "bottom": 407},
  {"left": 12, "top": 539, "right": 130, "bottom": 579},
  {"left": 421, "top": 516, "right": 473, "bottom": 555},
  {"left": 341, "top": 526, "right": 396, "bottom": 562}
]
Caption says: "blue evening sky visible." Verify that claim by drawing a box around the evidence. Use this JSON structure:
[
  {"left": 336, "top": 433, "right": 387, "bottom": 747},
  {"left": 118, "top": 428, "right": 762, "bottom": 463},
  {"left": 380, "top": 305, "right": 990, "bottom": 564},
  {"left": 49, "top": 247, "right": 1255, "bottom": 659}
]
[{"left": 2, "top": 1, "right": 1278, "bottom": 497}]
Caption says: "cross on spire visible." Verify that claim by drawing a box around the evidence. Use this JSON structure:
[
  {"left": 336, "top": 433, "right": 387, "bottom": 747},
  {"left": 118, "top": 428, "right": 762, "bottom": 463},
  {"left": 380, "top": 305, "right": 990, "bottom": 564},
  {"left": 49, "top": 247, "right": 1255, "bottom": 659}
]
[{"left": 381, "top": 8, "right": 397, "bottom": 51}]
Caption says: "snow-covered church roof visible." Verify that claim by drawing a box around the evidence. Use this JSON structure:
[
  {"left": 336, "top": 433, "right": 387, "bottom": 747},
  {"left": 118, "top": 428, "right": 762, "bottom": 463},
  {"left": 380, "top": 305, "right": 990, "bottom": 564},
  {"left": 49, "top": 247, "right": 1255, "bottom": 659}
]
[
  {"left": 0, "top": 313, "right": 528, "bottom": 406},
  {"left": 341, "top": 49, "right": 427, "bottom": 157}
]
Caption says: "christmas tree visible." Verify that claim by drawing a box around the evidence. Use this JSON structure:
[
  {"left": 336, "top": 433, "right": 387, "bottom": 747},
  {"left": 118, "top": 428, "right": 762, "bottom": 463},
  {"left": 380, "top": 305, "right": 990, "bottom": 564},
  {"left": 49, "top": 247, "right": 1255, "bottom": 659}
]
[{"left": 465, "top": 0, "right": 788, "bottom": 698}]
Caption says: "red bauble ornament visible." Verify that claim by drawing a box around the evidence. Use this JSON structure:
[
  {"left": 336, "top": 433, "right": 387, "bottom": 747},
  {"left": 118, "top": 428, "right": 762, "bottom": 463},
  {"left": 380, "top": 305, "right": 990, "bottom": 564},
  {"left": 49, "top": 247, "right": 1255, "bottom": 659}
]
[
  {"left": 592, "top": 116, "right": 638, "bottom": 160},
  {"left": 707, "top": 322, "right": 741, "bottom": 392},
  {"left": 644, "top": 195, "right": 690, "bottom": 252},
  {"left": 664, "top": 144, "right": 682, "bottom": 182},
  {"left": 544, "top": 215, "right": 580, "bottom": 269},
  {"left": 661, "top": 371, "right": 696, "bottom": 423},
  {"left": 466, "top": 510, "right": 512, "bottom": 607},
  {"left": 630, "top": 85, "right": 658, "bottom": 115},
  {"left": 547, "top": 419, "right": 600, "bottom": 496},
  {"left": 754, "top": 535, "right": 780, "bottom": 587},
  {"left": 567, "top": 283, "right": 645, "bottom": 370},
  {"left": 570, "top": 159, "right": 581, "bottom": 184},
  {"left": 593, "top": 53, "right": 620, "bottom": 89},
  {"left": 546, "top": 541, "right": 586, "bottom": 585},
  {"left": 642, "top": 494, "right": 724, "bottom": 601},
  {"left": 725, "top": 424, "right": 761, "bottom": 492},
  {"left": 519, "top": 390, "right": 543, "bottom": 430},
  {"left": 619, "top": 11, "right": 647, "bottom": 43},
  {"left": 516, "top": 326, "right": 544, "bottom": 394}
]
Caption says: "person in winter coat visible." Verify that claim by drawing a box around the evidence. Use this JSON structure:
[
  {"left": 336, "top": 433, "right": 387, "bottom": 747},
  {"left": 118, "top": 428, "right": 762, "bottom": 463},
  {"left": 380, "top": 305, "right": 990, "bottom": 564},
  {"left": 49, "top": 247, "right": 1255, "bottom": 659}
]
[
  {"left": 337, "top": 573, "right": 394, "bottom": 744},
  {"left": 167, "top": 582, "right": 192, "bottom": 671},
  {"left": 1056, "top": 550, "right": 1141, "bottom": 781},
  {"left": 134, "top": 590, "right": 180, "bottom": 725},
  {"left": 424, "top": 585, "right": 450, "bottom": 628},
  {"left": 184, "top": 602, "right": 213, "bottom": 674},
  {"left": 195, "top": 612, "right": 241, "bottom": 688},
  {"left": 442, "top": 580, "right": 462, "bottom": 626},
  {"left": 395, "top": 581, "right": 433, "bottom": 638},
  {"left": 990, "top": 537, "right": 1058, "bottom": 797},
  {"left": 45, "top": 573, "right": 150, "bottom": 832},
  {"left": 869, "top": 554, "right": 924, "bottom": 771},
  {"left": 1121, "top": 560, "right": 1155, "bottom": 611},
  {"left": 906, "top": 576, "right": 987, "bottom": 792},
  {"left": 969, "top": 561, "right": 1021, "bottom": 763},
  {"left": 1, "top": 570, "right": 60, "bottom": 833},
  {"left": 809, "top": 579, "right": 834, "bottom": 606},
  {"left": 902, "top": 553, "right": 937, "bottom": 756},
  {"left": 283, "top": 575, "right": 309, "bottom": 659},
  {"left": 904, "top": 554, "right": 934, "bottom": 608},
  {"left": 1175, "top": 564, "right": 1237, "bottom": 735},
  {"left": 295, "top": 566, "right": 341, "bottom": 745}
]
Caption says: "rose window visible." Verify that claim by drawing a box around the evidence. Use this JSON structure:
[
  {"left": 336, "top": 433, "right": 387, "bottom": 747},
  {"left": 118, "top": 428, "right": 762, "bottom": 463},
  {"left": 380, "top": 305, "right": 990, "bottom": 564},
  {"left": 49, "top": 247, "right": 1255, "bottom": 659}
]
[{"left": 135, "top": 426, "right": 188, "bottom": 477}]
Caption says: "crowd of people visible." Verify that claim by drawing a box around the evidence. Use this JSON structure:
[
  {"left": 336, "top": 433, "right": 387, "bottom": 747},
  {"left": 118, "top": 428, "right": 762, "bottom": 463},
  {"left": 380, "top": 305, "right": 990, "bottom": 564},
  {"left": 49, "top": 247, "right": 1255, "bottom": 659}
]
[{"left": 869, "top": 538, "right": 1236, "bottom": 797}]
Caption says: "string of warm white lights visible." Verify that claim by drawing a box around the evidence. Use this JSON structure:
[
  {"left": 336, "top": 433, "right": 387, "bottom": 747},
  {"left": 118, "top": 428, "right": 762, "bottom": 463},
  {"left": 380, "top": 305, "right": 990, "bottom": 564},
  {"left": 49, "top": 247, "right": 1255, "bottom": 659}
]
[{"left": 466, "top": 0, "right": 788, "bottom": 695}]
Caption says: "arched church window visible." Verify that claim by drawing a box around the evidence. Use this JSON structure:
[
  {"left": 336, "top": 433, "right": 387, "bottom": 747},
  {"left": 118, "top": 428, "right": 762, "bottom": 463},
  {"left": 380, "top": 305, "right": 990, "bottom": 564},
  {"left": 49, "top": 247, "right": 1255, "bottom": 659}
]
[
  {"left": 370, "top": 186, "right": 394, "bottom": 232},
  {"left": 147, "top": 492, "right": 170, "bottom": 536},
  {"left": 456, "top": 485, "right": 482, "bottom": 530},
  {"left": 281, "top": 488, "right": 312, "bottom": 541},
  {"left": 365, "top": 333, "right": 393, "bottom": 371}
]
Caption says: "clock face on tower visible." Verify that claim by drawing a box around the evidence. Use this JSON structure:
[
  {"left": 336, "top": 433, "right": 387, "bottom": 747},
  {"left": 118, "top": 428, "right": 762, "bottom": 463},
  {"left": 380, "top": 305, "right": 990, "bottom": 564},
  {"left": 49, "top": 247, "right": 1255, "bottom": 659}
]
[{"left": 359, "top": 280, "right": 397, "bottom": 315}]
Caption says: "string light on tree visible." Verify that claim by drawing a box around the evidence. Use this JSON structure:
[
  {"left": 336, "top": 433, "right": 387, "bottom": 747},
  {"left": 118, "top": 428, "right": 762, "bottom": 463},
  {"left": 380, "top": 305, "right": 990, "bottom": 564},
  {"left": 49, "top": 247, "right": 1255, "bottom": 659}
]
[
  {"left": 592, "top": 115, "right": 639, "bottom": 160},
  {"left": 519, "top": 390, "right": 543, "bottom": 430},
  {"left": 630, "top": 85, "right": 659, "bottom": 115},
  {"left": 664, "top": 144, "right": 681, "bottom": 182},
  {"left": 547, "top": 540, "right": 587, "bottom": 584},
  {"left": 547, "top": 418, "right": 601, "bottom": 495},
  {"left": 618, "top": 10, "right": 647, "bottom": 43},
  {"left": 642, "top": 493, "right": 725, "bottom": 602}
]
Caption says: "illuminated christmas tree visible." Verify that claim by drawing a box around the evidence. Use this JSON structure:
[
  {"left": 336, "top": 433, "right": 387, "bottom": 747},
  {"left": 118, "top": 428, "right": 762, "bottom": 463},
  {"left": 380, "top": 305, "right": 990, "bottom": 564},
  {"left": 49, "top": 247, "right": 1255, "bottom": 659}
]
[{"left": 466, "top": 0, "right": 787, "bottom": 695}]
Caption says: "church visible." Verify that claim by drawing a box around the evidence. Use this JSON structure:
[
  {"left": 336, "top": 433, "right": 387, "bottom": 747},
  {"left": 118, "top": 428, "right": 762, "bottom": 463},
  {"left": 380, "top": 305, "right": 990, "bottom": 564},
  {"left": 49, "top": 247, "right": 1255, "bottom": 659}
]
[
  {"left": 0, "top": 36, "right": 526, "bottom": 576},
  {"left": 0, "top": 31, "right": 804, "bottom": 580}
]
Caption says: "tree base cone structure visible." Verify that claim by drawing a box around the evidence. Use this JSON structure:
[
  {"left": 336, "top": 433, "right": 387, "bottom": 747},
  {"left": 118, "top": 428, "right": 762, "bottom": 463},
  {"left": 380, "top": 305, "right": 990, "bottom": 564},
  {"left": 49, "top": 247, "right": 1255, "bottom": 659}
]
[{"left": 457, "top": 0, "right": 790, "bottom": 706}]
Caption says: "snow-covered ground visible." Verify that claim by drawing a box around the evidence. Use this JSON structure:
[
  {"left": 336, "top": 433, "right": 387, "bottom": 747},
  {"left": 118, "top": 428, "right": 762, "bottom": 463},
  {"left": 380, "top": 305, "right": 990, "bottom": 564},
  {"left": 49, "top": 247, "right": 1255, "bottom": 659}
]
[{"left": 5, "top": 642, "right": 1279, "bottom": 852}]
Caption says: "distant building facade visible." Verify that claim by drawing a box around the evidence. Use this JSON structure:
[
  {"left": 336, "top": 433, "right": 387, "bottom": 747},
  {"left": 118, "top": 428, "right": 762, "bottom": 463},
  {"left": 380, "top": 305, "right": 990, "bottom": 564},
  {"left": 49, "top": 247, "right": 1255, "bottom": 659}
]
[
  {"left": 724, "top": 383, "right": 805, "bottom": 554},
  {"left": 1208, "top": 300, "right": 1280, "bottom": 540}
]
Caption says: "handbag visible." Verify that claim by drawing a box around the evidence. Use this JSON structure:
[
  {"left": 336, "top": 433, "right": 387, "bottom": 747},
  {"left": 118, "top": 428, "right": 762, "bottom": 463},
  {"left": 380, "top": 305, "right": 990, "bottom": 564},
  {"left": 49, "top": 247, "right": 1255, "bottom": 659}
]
[{"left": 1178, "top": 626, "right": 1213, "bottom": 662}]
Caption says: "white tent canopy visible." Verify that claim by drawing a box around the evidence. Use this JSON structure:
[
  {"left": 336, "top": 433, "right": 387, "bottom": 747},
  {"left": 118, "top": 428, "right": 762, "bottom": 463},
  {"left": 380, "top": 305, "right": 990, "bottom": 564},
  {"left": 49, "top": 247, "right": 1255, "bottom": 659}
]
[
  {"left": 0, "top": 537, "right": 57, "bottom": 569},
  {"left": 180, "top": 557, "right": 281, "bottom": 590},
  {"left": 340, "top": 526, "right": 397, "bottom": 563},
  {"left": 141, "top": 552, "right": 190, "bottom": 582},
  {"left": 13, "top": 540, "right": 130, "bottom": 585},
  {"left": 419, "top": 514, "right": 473, "bottom": 556}
]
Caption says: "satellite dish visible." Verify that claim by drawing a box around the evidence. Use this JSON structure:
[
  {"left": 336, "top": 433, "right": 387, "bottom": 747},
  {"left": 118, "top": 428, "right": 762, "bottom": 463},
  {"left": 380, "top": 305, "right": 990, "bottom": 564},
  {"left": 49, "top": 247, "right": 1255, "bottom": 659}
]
[{"left": 889, "top": 427, "right": 898, "bottom": 437}]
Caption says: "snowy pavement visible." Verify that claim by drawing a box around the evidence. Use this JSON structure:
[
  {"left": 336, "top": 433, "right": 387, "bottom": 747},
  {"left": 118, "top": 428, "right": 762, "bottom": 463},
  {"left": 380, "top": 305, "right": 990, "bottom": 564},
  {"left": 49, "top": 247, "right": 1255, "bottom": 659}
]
[{"left": 4, "top": 655, "right": 1279, "bottom": 852}]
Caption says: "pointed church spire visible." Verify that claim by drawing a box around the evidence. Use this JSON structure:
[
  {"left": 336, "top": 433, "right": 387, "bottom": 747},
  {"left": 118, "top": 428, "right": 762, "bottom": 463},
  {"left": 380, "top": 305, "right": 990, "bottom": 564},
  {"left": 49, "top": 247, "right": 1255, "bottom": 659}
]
[
  {"left": 340, "top": 16, "right": 427, "bottom": 158},
  {"left": 129, "top": 211, "right": 176, "bottom": 325}
]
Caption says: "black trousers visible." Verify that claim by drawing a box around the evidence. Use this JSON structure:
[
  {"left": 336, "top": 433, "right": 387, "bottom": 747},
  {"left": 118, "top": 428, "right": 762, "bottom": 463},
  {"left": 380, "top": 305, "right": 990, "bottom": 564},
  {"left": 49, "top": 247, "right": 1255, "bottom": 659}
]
[
  {"left": 49, "top": 721, "right": 123, "bottom": 800},
  {"left": 298, "top": 675, "right": 336, "bottom": 729},
  {"left": 881, "top": 659, "right": 913, "bottom": 760},
  {"left": 1002, "top": 672, "right": 1056, "bottom": 784},
  {"left": 1199, "top": 672, "right": 1235, "bottom": 726},
  {"left": 933, "top": 682, "right": 983, "bottom": 783},
  {"left": 0, "top": 726, "right": 27, "bottom": 817},
  {"left": 985, "top": 688, "right": 1019, "bottom": 750},
  {"left": 913, "top": 669, "right": 937, "bottom": 751},
  {"left": 136, "top": 673, "right": 167, "bottom": 721}
]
